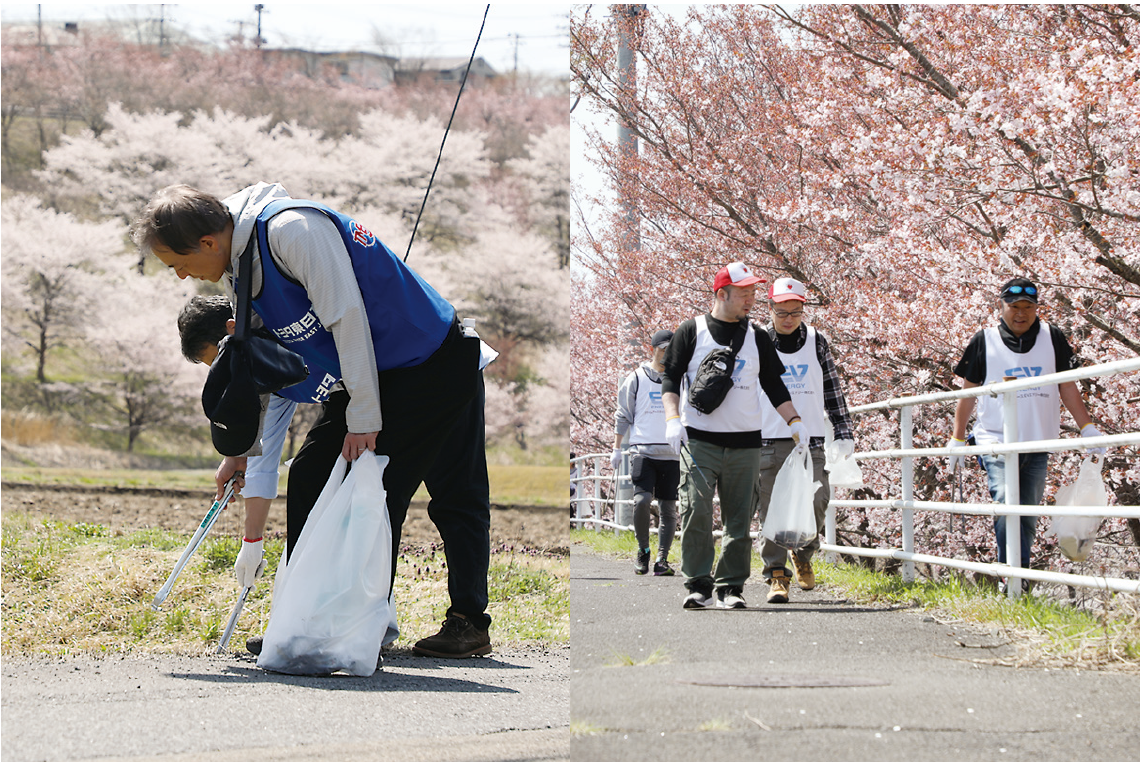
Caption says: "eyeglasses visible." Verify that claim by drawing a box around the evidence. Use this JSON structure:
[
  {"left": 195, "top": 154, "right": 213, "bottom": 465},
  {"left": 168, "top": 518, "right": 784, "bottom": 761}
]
[
  {"left": 773, "top": 309, "right": 803, "bottom": 319},
  {"left": 1003, "top": 285, "right": 1037, "bottom": 297}
]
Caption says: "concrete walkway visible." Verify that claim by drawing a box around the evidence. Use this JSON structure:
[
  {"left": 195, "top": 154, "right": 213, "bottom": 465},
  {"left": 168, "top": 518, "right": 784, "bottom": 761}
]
[
  {"left": 1, "top": 647, "right": 568, "bottom": 762},
  {"left": 571, "top": 550, "right": 1140, "bottom": 762}
]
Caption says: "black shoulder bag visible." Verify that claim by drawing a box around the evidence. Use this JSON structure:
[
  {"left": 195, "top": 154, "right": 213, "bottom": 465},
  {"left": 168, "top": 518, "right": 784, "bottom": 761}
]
[
  {"left": 201, "top": 234, "right": 310, "bottom": 456},
  {"left": 687, "top": 320, "right": 749, "bottom": 415}
]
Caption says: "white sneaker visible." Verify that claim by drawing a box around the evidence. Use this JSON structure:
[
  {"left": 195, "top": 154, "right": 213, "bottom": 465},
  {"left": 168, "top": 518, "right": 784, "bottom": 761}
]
[
  {"left": 717, "top": 587, "right": 746, "bottom": 609},
  {"left": 683, "top": 590, "right": 713, "bottom": 609}
]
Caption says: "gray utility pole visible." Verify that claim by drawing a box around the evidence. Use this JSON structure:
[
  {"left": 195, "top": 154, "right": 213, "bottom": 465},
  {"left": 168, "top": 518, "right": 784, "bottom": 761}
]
[
  {"left": 254, "top": 4, "right": 265, "bottom": 49},
  {"left": 615, "top": 5, "right": 645, "bottom": 261}
]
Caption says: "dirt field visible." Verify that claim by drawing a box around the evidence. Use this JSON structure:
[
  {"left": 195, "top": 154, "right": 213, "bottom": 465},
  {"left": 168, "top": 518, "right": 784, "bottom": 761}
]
[{"left": 1, "top": 483, "right": 569, "bottom": 553}]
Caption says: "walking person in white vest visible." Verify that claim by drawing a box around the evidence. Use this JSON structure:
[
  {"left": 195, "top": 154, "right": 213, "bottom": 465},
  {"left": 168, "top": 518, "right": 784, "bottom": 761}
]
[
  {"left": 662, "top": 263, "right": 806, "bottom": 610},
  {"left": 948, "top": 278, "right": 1104, "bottom": 581},
  {"left": 613, "top": 330, "right": 680, "bottom": 576},
  {"left": 756, "top": 278, "right": 856, "bottom": 604}
]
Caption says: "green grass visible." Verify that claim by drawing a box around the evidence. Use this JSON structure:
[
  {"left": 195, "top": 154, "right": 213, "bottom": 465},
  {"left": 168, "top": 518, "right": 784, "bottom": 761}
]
[
  {"left": 2, "top": 513, "right": 567, "bottom": 656},
  {"left": 2, "top": 464, "right": 566, "bottom": 505},
  {"left": 605, "top": 645, "right": 670, "bottom": 667},
  {"left": 572, "top": 528, "right": 1140, "bottom": 669}
]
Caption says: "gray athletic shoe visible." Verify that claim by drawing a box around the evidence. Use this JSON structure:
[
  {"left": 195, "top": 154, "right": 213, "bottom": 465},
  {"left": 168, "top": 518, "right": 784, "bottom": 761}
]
[{"left": 717, "top": 586, "right": 746, "bottom": 609}]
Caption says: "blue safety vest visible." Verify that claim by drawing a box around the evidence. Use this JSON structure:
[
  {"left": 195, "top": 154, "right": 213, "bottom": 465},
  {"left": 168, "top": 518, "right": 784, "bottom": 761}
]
[{"left": 240, "top": 200, "right": 455, "bottom": 390}]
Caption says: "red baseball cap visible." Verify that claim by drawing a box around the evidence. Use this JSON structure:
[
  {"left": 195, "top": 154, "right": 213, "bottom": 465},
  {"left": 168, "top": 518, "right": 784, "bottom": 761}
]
[
  {"left": 768, "top": 277, "right": 807, "bottom": 303},
  {"left": 713, "top": 262, "right": 765, "bottom": 292}
]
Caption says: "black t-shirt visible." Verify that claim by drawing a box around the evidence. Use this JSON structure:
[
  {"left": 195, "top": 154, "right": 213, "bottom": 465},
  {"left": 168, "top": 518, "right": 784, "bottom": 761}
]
[
  {"left": 661, "top": 313, "right": 791, "bottom": 448},
  {"left": 953, "top": 318, "right": 1077, "bottom": 384}
]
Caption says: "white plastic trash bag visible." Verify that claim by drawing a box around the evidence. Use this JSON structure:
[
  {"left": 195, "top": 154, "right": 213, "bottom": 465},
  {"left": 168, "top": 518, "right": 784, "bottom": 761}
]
[
  {"left": 761, "top": 447, "right": 822, "bottom": 550},
  {"left": 259, "top": 452, "right": 396, "bottom": 676},
  {"left": 1045, "top": 457, "right": 1106, "bottom": 563},
  {"left": 825, "top": 439, "right": 864, "bottom": 490}
]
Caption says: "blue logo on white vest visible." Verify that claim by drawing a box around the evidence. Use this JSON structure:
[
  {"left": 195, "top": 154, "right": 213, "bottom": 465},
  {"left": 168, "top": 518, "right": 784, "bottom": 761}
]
[
  {"left": 1004, "top": 366, "right": 1043, "bottom": 378},
  {"left": 649, "top": 391, "right": 662, "bottom": 403},
  {"left": 782, "top": 363, "right": 810, "bottom": 391}
]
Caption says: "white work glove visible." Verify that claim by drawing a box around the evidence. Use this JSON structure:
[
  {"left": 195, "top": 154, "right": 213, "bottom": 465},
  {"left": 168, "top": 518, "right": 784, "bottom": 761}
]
[
  {"left": 834, "top": 438, "right": 855, "bottom": 460},
  {"left": 666, "top": 417, "right": 687, "bottom": 454},
  {"left": 234, "top": 538, "right": 266, "bottom": 589},
  {"left": 947, "top": 437, "right": 967, "bottom": 470},
  {"left": 788, "top": 420, "right": 808, "bottom": 454},
  {"left": 1080, "top": 424, "right": 1106, "bottom": 457},
  {"left": 610, "top": 448, "right": 622, "bottom": 470}
]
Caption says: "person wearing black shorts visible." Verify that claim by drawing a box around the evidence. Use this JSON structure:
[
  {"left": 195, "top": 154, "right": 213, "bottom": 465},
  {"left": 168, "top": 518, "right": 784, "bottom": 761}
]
[{"left": 613, "top": 330, "right": 681, "bottom": 575}]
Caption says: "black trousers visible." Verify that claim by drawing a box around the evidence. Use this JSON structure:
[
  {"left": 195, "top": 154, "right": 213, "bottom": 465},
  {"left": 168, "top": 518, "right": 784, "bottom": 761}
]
[{"left": 286, "top": 326, "right": 492, "bottom": 630}]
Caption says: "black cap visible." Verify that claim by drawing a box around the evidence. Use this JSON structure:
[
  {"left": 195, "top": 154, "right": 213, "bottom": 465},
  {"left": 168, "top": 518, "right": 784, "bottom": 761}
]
[
  {"left": 999, "top": 277, "right": 1039, "bottom": 304},
  {"left": 201, "top": 341, "right": 261, "bottom": 457},
  {"left": 651, "top": 329, "right": 674, "bottom": 348}
]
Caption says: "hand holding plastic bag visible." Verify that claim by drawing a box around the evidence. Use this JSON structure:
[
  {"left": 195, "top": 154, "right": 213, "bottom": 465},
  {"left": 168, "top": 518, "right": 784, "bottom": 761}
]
[
  {"left": 761, "top": 446, "right": 821, "bottom": 550},
  {"left": 258, "top": 452, "right": 396, "bottom": 676},
  {"left": 1045, "top": 456, "right": 1106, "bottom": 563}
]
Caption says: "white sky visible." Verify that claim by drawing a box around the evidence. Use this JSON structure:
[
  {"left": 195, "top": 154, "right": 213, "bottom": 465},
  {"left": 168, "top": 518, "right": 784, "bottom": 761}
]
[{"left": 0, "top": 3, "right": 570, "bottom": 75}]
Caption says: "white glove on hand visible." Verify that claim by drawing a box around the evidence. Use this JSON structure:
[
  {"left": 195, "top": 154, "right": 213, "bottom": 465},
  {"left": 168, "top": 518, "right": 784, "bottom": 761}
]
[
  {"left": 788, "top": 420, "right": 808, "bottom": 455},
  {"left": 665, "top": 417, "right": 687, "bottom": 454},
  {"left": 610, "top": 449, "right": 622, "bottom": 470},
  {"left": 1081, "top": 424, "right": 1106, "bottom": 457},
  {"left": 234, "top": 538, "right": 266, "bottom": 589},
  {"left": 947, "top": 437, "right": 967, "bottom": 470},
  {"left": 834, "top": 438, "right": 855, "bottom": 460}
]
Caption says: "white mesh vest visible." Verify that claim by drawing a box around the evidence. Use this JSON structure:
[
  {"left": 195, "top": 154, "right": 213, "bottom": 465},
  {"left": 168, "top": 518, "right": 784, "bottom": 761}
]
[
  {"left": 759, "top": 327, "right": 828, "bottom": 438},
  {"left": 680, "top": 316, "right": 763, "bottom": 432},
  {"left": 973, "top": 323, "right": 1060, "bottom": 445},
  {"left": 628, "top": 367, "right": 668, "bottom": 446}
]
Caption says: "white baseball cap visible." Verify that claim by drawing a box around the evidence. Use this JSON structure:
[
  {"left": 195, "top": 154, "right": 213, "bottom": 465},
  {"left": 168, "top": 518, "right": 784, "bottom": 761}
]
[{"left": 769, "top": 277, "right": 807, "bottom": 303}]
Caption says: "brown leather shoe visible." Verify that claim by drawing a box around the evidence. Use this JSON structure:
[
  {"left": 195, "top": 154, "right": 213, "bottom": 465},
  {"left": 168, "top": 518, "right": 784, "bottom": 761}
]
[
  {"left": 767, "top": 570, "right": 791, "bottom": 604},
  {"left": 413, "top": 613, "right": 492, "bottom": 658},
  {"left": 792, "top": 555, "right": 816, "bottom": 590}
]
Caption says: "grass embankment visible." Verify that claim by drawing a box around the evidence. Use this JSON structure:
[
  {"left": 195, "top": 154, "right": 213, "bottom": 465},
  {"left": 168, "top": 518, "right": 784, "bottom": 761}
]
[
  {"left": 1, "top": 464, "right": 566, "bottom": 506},
  {"left": 573, "top": 528, "right": 1140, "bottom": 671},
  {"left": 1, "top": 513, "right": 568, "bottom": 656}
]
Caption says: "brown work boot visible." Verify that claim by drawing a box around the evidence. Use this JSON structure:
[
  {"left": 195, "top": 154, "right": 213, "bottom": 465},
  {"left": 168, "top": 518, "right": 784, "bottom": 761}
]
[
  {"left": 767, "top": 569, "right": 791, "bottom": 604},
  {"left": 792, "top": 555, "right": 816, "bottom": 590},
  {"left": 413, "top": 613, "right": 492, "bottom": 658}
]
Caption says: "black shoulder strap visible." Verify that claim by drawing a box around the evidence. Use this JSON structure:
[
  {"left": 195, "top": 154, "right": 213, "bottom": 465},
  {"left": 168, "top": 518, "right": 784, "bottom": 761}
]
[
  {"left": 727, "top": 320, "right": 749, "bottom": 358},
  {"left": 233, "top": 234, "right": 255, "bottom": 342}
]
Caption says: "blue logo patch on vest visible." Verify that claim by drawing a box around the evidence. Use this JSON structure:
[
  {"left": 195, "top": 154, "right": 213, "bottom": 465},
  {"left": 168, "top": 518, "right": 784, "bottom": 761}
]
[
  {"left": 782, "top": 363, "right": 810, "bottom": 390},
  {"left": 1004, "top": 366, "right": 1043, "bottom": 378}
]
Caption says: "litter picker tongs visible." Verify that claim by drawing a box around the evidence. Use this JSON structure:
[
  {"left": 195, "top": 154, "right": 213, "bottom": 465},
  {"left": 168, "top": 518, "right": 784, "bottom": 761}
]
[
  {"left": 151, "top": 476, "right": 238, "bottom": 610},
  {"left": 216, "top": 585, "right": 252, "bottom": 654}
]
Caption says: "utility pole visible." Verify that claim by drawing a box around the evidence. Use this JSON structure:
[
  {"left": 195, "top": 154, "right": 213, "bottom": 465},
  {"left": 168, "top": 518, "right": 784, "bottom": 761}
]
[
  {"left": 614, "top": 5, "right": 645, "bottom": 269},
  {"left": 37, "top": 4, "right": 43, "bottom": 49},
  {"left": 159, "top": 4, "right": 166, "bottom": 51},
  {"left": 508, "top": 32, "right": 520, "bottom": 72},
  {"left": 254, "top": 4, "right": 265, "bottom": 49}
]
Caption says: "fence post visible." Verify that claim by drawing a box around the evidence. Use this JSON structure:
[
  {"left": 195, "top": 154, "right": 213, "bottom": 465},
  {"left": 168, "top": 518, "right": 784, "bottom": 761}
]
[
  {"left": 1002, "top": 389, "right": 1022, "bottom": 599},
  {"left": 591, "top": 456, "right": 603, "bottom": 532},
  {"left": 901, "top": 406, "right": 915, "bottom": 582}
]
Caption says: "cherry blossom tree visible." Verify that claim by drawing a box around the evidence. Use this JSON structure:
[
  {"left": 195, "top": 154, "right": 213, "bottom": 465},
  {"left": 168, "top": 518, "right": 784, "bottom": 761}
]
[
  {"left": 82, "top": 270, "right": 201, "bottom": 451},
  {"left": 0, "top": 196, "right": 121, "bottom": 384},
  {"left": 571, "top": 5, "right": 1140, "bottom": 563}
]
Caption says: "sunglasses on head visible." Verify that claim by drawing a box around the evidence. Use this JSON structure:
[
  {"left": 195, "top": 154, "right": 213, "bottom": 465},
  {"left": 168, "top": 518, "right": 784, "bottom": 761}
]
[{"left": 1003, "top": 285, "right": 1037, "bottom": 296}]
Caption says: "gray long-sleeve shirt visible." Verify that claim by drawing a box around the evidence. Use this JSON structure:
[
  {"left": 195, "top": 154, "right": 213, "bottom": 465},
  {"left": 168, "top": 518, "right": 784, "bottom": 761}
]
[
  {"left": 224, "top": 183, "right": 382, "bottom": 435},
  {"left": 614, "top": 363, "right": 679, "bottom": 462}
]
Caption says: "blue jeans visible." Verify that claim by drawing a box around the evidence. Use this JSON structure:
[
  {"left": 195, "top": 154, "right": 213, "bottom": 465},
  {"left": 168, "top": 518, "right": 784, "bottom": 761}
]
[{"left": 978, "top": 452, "right": 1049, "bottom": 568}]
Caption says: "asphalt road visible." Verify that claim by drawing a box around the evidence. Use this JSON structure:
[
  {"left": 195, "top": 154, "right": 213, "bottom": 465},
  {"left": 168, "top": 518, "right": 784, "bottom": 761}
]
[
  {"left": 1, "top": 646, "right": 569, "bottom": 762},
  {"left": 571, "top": 551, "right": 1140, "bottom": 762}
]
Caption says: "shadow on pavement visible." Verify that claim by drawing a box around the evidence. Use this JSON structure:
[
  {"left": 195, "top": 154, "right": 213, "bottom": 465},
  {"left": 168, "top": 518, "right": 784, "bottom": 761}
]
[{"left": 170, "top": 664, "right": 520, "bottom": 693}]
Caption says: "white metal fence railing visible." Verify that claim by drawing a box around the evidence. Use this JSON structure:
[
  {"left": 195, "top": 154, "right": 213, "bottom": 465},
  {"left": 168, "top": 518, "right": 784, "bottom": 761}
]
[{"left": 572, "top": 357, "right": 1140, "bottom": 598}]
